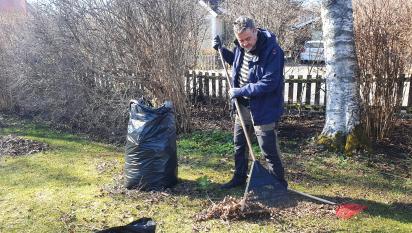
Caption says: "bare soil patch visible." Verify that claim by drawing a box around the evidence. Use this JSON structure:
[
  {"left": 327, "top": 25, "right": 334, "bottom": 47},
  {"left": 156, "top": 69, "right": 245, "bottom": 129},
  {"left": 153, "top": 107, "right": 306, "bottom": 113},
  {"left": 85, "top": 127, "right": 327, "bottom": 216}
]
[{"left": 190, "top": 103, "right": 233, "bottom": 132}]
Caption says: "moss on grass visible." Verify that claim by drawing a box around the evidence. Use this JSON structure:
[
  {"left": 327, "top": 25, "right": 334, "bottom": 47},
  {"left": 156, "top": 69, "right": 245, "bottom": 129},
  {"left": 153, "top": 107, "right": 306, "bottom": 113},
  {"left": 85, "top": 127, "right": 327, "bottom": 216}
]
[
  {"left": 344, "top": 124, "right": 371, "bottom": 156},
  {"left": 316, "top": 125, "right": 371, "bottom": 156},
  {"left": 316, "top": 131, "right": 346, "bottom": 152}
]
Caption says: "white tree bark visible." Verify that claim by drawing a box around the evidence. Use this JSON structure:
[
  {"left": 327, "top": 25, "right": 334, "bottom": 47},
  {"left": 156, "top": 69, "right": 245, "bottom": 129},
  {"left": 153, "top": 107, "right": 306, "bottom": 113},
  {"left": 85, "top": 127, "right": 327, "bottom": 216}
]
[{"left": 321, "top": 0, "right": 361, "bottom": 136}]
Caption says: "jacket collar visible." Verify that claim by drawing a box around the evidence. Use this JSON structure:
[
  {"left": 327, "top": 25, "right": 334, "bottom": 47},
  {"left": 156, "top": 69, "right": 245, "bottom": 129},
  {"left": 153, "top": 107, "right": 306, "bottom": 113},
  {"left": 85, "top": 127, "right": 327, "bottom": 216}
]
[{"left": 250, "top": 29, "right": 267, "bottom": 56}]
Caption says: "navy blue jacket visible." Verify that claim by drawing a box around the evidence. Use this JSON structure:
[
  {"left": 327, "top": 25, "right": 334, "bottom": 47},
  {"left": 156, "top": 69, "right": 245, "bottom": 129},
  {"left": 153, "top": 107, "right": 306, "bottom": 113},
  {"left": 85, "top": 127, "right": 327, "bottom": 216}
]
[{"left": 221, "top": 29, "right": 284, "bottom": 125}]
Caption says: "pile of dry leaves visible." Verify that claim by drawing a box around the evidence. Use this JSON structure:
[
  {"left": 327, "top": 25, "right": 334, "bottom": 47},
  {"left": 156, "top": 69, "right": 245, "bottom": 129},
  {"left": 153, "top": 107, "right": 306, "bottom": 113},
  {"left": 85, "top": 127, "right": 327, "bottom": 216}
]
[
  {"left": 196, "top": 196, "right": 271, "bottom": 221},
  {"left": 0, "top": 134, "right": 48, "bottom": 156},
  {"left": 195, "top": 195, "right": 335, "bottom": 222}
]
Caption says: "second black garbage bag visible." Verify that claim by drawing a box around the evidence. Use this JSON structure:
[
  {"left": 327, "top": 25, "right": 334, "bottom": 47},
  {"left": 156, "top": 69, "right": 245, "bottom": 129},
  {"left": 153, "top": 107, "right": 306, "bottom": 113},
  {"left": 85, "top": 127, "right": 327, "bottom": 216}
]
[{"left": 125, "top": 98, "right": 178, "bottom": 190}]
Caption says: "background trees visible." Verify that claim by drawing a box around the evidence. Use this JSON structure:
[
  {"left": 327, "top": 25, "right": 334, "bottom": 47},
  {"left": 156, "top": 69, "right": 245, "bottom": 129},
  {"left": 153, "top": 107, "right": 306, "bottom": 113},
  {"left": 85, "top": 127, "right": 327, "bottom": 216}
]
[{"left": 223, "top": 0, "right": 308, "bottom": 52}]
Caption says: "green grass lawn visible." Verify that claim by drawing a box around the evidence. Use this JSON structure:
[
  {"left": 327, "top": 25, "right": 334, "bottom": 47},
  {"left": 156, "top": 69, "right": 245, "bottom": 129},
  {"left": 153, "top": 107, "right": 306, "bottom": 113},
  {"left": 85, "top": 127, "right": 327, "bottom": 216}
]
[{"left": 0, "top": 116, "right": 411, "bottom": 232}]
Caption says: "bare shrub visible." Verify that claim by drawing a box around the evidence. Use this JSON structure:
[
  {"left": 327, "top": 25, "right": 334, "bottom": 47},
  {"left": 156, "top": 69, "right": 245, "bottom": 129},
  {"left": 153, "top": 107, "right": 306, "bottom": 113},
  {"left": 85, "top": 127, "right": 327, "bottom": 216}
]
[
  {"left": 1, "top": 0, "right": 205, "bottom": 139},
  {"left": 354, "top": 0, "right": 412, "bottom": 140},
  {"left": 0, "top": 13, "right": 25, "bottom": 111},
  {"left": 60, "top": 0, "right": 205, "bottom": 133}
]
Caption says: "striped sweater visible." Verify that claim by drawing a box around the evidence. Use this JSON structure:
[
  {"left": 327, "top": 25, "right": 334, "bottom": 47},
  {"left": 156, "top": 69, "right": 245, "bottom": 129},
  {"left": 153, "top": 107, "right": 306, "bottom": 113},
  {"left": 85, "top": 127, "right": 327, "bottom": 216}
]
[{"left": 239, "top": 51, "right": 254, "bottom": 88}]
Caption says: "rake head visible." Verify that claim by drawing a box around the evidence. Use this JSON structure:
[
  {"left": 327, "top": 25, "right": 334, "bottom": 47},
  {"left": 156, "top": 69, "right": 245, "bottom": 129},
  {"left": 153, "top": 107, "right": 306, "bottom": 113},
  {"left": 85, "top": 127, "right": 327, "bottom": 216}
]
[
  {"left": 242, "top": 160, "right": 288, "bottom": 207},
  {"left": 336, "top": 203, "right": 368, "bottom": 219}
]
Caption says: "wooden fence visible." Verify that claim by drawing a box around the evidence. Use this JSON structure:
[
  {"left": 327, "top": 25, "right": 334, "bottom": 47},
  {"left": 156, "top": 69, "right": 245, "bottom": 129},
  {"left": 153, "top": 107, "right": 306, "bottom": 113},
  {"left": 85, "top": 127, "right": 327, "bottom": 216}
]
[
  {"left": 196, "top": 54, "right": 222, "bottom": 70},
  {"left": 185, "top": 70, "right": 412, "bottom": 109}
]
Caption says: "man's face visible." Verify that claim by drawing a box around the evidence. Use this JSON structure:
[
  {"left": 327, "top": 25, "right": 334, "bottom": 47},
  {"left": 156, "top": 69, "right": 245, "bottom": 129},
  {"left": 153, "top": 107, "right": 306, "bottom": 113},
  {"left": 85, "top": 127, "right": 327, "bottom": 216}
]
[{"left": 235, "top": 28, "right": 258, "bottom": 51}]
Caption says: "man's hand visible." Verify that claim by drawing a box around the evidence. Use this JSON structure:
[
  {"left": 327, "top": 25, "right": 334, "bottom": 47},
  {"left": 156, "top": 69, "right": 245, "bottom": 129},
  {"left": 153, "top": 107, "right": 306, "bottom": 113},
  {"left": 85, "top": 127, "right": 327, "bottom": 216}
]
[
  {"left": 229, "top": 88, "right": 241, "bottom": 99},
  {"left": 213, "top": 35, "right": 222, "bottom": 51}
]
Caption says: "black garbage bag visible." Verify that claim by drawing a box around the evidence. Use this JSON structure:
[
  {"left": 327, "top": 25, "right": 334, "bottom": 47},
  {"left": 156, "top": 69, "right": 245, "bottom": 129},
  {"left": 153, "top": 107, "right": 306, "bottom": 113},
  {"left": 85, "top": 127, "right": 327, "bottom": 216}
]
[
  {"left": 125, "top": 98, "right": 178, "bottom": 190},
  {"left": 95, "top": 217, "right": 156, "bottom": 233}
]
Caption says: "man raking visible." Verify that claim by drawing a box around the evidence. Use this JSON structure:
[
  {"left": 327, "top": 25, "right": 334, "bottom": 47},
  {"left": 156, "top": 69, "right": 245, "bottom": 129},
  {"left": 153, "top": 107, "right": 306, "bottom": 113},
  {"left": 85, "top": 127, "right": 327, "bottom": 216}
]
[{"left": 213, "top": 16, "right": 288, "bottom": 190}]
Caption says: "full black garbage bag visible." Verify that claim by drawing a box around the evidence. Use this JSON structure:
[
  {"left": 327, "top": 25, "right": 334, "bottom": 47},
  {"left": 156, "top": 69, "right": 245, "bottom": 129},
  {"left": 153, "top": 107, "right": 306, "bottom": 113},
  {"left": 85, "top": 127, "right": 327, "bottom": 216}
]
[{"left": 125, "top": 98, "right": 178, "bottom": 190}]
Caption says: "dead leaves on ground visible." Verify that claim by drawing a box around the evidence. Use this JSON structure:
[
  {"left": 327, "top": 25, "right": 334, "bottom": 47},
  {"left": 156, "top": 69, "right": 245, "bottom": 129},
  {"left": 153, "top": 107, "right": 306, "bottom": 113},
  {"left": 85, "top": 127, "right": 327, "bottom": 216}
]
[
  {"left": 195, "top": 195, "right": 335, "bottom": 222},
  {"left": 0, "top": 134, "right": 48, "bottom": 156}
]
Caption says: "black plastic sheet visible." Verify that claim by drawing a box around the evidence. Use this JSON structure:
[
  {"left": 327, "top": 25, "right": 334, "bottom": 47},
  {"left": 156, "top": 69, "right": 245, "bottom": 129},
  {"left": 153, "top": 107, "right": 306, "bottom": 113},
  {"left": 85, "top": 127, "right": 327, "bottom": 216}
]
[{"left": 96, "top": 217, "right": 156, "bottom": 233}]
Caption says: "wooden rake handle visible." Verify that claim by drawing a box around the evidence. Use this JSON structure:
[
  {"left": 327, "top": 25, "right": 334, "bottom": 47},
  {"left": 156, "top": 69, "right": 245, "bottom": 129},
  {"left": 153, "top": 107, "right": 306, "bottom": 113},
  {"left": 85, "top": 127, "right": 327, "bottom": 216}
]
[{"left": 217, "top": 47, "right": 256, "bottom": 162}]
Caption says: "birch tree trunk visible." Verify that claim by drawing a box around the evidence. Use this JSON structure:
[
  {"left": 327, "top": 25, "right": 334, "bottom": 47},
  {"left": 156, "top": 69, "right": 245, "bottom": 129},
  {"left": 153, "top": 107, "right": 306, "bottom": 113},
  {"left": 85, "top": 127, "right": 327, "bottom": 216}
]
[{"left": 319, "top": 0, "right": 367, "bottom": 154}]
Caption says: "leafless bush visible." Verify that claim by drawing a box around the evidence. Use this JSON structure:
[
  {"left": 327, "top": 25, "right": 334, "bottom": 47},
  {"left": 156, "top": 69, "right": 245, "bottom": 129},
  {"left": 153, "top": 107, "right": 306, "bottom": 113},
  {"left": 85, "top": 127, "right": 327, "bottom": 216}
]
[
  {"left": 48, "top": 0, "right": 204, "bottom": 133},
  {"left": 0, "top": 13, "right": 25, "bottom": 111},
  {"left": 354, "top": 0, "right": 412, "bottom": 140},
  {"left": 1, "top": 0, "right": 205, "bottom": 139}
]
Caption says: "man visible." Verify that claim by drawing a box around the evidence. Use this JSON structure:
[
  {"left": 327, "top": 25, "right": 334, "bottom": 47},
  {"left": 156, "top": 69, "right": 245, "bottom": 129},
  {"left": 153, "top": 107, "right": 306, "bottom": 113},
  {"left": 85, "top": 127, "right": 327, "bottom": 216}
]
[{"left": 213, "top": 16, "right": 287, "bottom": 189}]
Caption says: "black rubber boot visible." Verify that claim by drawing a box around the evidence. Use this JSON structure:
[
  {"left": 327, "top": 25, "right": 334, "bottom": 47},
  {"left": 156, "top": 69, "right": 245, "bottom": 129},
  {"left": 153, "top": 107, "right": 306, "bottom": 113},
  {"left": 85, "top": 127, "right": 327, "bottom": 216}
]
[{"left": 220, "top": 176, "right": 246, "bottom": 190}]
